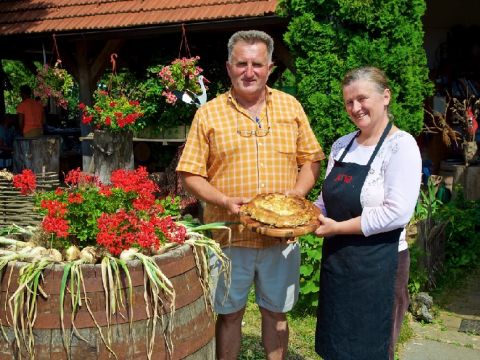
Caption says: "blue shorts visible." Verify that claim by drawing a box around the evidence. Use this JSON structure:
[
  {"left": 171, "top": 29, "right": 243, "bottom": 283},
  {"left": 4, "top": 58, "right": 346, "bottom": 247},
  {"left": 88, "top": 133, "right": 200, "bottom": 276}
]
[{"left": 210, "top": 243, "right": 301, "bottom": 314}]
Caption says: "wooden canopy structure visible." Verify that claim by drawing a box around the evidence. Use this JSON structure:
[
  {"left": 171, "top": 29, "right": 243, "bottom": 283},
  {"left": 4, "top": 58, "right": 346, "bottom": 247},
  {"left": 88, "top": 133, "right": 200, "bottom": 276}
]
[
  {"left": 0, "top": 0, "right": 291, "bottom": 105},
  {"left": 0, "top": 0, "right": 292, "bottom": 168}
]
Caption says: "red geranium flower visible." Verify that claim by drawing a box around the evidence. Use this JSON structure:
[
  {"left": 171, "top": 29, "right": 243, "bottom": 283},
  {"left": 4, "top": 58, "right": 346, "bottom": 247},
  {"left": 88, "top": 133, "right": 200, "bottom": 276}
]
[
  {"left": 12, "top": 167, "right": 185, "bottom": 257},
  {"left": 13, "top": 169, "right": 37, "bottom": 195}
]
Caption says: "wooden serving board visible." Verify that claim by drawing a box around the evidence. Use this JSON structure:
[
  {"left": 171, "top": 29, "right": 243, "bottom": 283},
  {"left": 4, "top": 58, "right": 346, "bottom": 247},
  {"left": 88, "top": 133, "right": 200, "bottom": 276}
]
[{"left": 239, "top": 207, "right": 321, "bottom": 238}]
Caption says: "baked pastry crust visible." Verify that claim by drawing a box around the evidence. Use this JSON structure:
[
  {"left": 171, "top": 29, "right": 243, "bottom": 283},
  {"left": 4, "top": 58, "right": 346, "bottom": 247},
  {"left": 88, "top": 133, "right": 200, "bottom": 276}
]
[{"left": 240, "top": 193, "right": 318, "bottom": 228}]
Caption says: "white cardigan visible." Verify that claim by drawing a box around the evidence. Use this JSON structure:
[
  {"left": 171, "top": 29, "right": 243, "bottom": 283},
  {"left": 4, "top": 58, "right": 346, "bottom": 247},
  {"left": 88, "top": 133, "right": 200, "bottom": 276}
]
[{"left": 314, "top": 130, "right": 422, "bottom": 251}]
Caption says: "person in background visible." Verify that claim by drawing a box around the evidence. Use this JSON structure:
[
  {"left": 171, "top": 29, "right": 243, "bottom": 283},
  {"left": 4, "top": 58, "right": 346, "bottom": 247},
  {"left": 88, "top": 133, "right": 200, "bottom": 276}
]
[
  {"left": 0, "top": 115, "right": 16, "bottom": 169},
  {"left": 16, "top": 85, "right": 45, "bottom": 138},
  {"left": 313, "top": 66, "right": 422, "bottom": 360},
  {"left": 176, "top": 30, "right": 324, "bottom": 359}
]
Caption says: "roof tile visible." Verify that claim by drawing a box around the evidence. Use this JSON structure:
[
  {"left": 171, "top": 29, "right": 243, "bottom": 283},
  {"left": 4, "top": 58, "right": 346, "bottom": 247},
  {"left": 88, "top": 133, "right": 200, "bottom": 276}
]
[{"left": 0, "top": 0, "right": 279, "bottom": 35}]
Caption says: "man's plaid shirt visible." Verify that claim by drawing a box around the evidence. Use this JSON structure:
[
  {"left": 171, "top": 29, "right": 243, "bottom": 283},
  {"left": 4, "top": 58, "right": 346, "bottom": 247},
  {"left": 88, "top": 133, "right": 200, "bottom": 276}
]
[{"left": 177, "top": 87, "right": 325, "bottom": 248}]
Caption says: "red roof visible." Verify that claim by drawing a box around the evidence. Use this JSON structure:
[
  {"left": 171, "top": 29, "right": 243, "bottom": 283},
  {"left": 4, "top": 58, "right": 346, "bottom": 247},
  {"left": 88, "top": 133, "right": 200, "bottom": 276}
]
[{"left": 0, "top": 0, "right": 279, "bottom": 36}]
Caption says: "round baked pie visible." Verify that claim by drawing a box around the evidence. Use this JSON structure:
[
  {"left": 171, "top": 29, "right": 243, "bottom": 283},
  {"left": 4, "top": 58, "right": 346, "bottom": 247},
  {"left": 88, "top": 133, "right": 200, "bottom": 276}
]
[{"left": 240, "top": 193, "right": 319, "bottom": 228}]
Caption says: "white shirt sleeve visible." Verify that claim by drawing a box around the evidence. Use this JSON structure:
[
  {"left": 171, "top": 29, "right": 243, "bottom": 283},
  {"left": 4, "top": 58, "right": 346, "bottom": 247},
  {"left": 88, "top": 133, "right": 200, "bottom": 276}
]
[{"left": 361, "top": 134, "right": 422, "bottom": 236}]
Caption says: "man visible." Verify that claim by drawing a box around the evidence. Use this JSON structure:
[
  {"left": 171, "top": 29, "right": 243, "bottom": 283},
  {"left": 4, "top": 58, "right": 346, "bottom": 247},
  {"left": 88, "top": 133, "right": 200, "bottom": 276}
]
[
  {"left": 16, "top": 85, "right": 45, "bottom": 138},
  {"left": 177, "top": 30, "right": 324, "bottom": 360}
]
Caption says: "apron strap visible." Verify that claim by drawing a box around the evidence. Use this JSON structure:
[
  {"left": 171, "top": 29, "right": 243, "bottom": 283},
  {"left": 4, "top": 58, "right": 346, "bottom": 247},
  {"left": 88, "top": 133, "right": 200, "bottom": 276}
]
[
  {"left": 366, "top": 122, "right": 393, "bottom": 167},
  {"left": 338, "top": 131, "right": 360, "bottom": 162},
  {"left": 338, "top": 122, "right": 393, "bottom": 164}
]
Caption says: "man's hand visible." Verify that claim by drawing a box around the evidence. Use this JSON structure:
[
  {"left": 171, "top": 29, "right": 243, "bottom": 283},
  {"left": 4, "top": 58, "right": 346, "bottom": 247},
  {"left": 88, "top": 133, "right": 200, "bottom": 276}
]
[
  {"left": 284, "top": 189, "right": 304, "bottom": 197},
  {"left": 223, "top": 196, "right": 248, "bottom": 215}
]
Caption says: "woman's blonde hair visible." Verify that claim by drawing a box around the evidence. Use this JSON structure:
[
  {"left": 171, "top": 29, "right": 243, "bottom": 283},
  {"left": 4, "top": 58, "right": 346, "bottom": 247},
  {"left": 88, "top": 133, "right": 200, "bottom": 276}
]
[
  {"left": 342, "top": 66, "right": 392, "bottom": 118},
  {"left": 342, "top": 66, "right": 390, "bottom": 94}
]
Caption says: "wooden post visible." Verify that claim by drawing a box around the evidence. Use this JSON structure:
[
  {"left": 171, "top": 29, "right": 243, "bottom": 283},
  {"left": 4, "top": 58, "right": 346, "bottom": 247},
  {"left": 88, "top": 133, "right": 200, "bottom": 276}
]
[
  {"left": 93, "top": 130, "right": 133, "bottom": 184},
  {"left": 13, "top": 136, "right": 61, "bottom": 175}
]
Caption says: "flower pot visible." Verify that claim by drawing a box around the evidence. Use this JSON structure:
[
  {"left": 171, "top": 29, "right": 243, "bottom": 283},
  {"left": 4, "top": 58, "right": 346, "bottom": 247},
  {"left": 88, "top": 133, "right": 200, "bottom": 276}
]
[
  {"left": 93, "top": 129, "right": 134, "bottom": 184},
  {"left": 0, "top": 244, "right": 215, "bottom": 359}
]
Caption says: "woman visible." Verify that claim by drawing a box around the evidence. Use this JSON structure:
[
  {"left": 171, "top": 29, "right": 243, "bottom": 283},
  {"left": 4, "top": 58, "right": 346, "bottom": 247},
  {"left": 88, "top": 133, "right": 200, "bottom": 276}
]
[{"left": 314, "top": 66, "right": 421, "bottom": 360}]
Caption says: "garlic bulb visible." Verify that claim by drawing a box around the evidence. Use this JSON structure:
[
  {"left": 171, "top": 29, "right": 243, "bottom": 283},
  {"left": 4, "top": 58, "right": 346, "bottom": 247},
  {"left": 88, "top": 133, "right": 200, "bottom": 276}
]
[
  {"left": 27, "top": 246, "right": 47, "bottom": 258},
  {"left": 45, "top": 248, "right": 63, "bottom": 262},
  {"left": 79, "top": 246, "right": 97, "bottom": 264},
  {"left": 64, "top": 245, "right": 81, "bottom": 262},
  {"left": 119, "top": 248, "right": 139, "bottom": 262}
]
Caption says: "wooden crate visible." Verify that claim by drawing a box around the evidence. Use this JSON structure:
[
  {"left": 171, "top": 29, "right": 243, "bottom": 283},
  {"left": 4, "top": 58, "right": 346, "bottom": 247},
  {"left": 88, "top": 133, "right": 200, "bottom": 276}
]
[{"left": 0, "top": 172, "right": 59, "bottom": 227}]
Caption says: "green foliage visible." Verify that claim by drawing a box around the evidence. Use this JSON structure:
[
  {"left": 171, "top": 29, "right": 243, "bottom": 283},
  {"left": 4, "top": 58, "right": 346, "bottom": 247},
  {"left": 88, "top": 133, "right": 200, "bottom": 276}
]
[
  {"left": 297, "top": 233, "right": 323, "bottom": 311},
  {"left": 408, "top": 178, "right": 446, "bottom": 294},
  {"left": 407, "top": 242, "right": 428, "bottom": 295},
  {"left": 407, "top": 181, "right": 480, "bottom": 295},
  {"left": 436, "top": 191, "right": 480, "bottom": 288},
  {"left": 158, "top": 195, "right": 182, "bottom": 217},
  {"left": 2, "top": 60, "right": 36, "bottom": 113},
  {"left": 80, "top": 89, "right": 143, "bottom": 132},
  {"left": 281, "top": 0, "right": 434, "bottom": 157},
  {"left": 413, "top": 178, "right": 444, "bottom": 221}
]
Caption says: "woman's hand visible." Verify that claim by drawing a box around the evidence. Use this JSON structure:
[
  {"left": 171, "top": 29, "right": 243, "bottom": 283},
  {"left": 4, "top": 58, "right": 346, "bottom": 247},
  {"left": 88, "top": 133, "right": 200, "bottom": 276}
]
[
  {"left": 315, "top": 214, "right": 363, "bottom": 237},
  {"left": 314, "top": 214, "right": 340, "bottom": 237}
]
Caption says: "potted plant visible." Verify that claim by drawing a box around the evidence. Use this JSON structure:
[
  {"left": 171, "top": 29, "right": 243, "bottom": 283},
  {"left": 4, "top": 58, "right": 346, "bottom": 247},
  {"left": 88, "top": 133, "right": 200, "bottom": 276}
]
[
  {"left": 158, "top": 56, "right": 204, "bottom": 105},
  {"left": 0, "top": 167, "right": 230, "bottom": 359},
  {"left": 34, "top": 60, "right": 75, "bottom": 110},
  {"left": 157, "top": 56, "right": 207, "bottom": 139},
  {"left": 79, "top": 89, "right": 144, "bottom": 183}
]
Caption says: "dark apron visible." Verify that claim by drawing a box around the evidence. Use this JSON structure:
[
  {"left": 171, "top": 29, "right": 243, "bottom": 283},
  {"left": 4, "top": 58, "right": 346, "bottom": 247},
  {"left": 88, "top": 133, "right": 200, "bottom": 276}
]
[{"left": 315, "top": 123, "right": 402, "bottom": 360}]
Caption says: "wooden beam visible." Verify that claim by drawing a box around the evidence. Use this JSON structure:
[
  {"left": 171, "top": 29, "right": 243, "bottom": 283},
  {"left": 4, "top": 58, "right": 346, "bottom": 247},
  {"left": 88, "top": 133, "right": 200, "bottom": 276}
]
[
  {"left": 74, "top": 39, "right": 124, "bottom": 171},
  {"left": 0, "top": 64, "right": 6, "bottom": 116},
  {"left": 75, "top": 40, "right": 94, "bottom": 170},
  {"left": 272, "top": 35, "right": 295, "bottom": 74}
]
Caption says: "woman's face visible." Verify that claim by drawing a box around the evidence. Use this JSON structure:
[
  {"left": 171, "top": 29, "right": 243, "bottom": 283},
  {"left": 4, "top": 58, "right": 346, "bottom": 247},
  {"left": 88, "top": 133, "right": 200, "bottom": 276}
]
[{"left": 342, "top": 79, "right": 391, "bottom": 131}]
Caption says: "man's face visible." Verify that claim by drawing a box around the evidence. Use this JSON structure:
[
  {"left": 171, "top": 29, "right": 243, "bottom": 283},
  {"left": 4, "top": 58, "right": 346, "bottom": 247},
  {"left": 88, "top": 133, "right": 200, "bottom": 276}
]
[{"left": 226, "top": 40, "right": 273, "bottom": 100}]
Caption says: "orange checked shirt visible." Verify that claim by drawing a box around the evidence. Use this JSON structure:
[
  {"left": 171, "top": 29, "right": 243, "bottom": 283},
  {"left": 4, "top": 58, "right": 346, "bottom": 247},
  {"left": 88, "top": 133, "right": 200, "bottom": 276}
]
[{"left": 176, "top": 87, "right": 325, "bottom": 248}]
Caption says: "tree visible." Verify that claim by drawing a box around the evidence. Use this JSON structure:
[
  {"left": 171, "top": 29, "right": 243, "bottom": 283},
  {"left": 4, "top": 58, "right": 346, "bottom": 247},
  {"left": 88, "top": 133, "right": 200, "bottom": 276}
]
[
  {"left": 278, "top": 0, "right": 434, "bottom": 311},
  {"left": 2, "top": 60, "right": 35, "bottom": 114},
  {"left": 279, "top": 0, "right": 434, "bottom": 154}
]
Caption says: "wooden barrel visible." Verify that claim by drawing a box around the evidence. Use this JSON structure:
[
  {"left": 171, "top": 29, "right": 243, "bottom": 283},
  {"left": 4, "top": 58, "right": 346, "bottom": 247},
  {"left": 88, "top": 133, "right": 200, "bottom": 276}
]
[
  {"left": 0, "top": 244, "right": 215, "bottom": 359},
  {"left": 13, "top": 136, "right": 61, "bottom": 175}
]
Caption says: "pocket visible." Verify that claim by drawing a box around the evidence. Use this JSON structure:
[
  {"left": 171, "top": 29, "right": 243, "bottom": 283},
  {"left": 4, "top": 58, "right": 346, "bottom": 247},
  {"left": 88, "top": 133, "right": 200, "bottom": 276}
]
[{"left": 274, "top": 123, "right": 297, "bottom": 154}]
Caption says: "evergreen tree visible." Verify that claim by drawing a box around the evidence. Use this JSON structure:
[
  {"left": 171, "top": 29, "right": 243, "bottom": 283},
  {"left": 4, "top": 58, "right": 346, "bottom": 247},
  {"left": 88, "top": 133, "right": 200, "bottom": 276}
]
[
  {"left": 279, "top": 0, "right": 434, "bottom": 153},
  {"left": 279, "top": 1, "right": 434, "bottom": 310}
]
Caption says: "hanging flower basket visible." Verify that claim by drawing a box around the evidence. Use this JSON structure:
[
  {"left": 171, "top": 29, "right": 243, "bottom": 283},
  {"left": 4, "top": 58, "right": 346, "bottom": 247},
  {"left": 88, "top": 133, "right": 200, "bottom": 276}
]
[
  {"left": 158, "top": 56, "right": 204, "bottom": 104},
  {"left": 79, "top": 89, "right": 143, "bottom": 132},
  {"left": 34, "top": 60, "right": 74, "bottom": 110}
]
